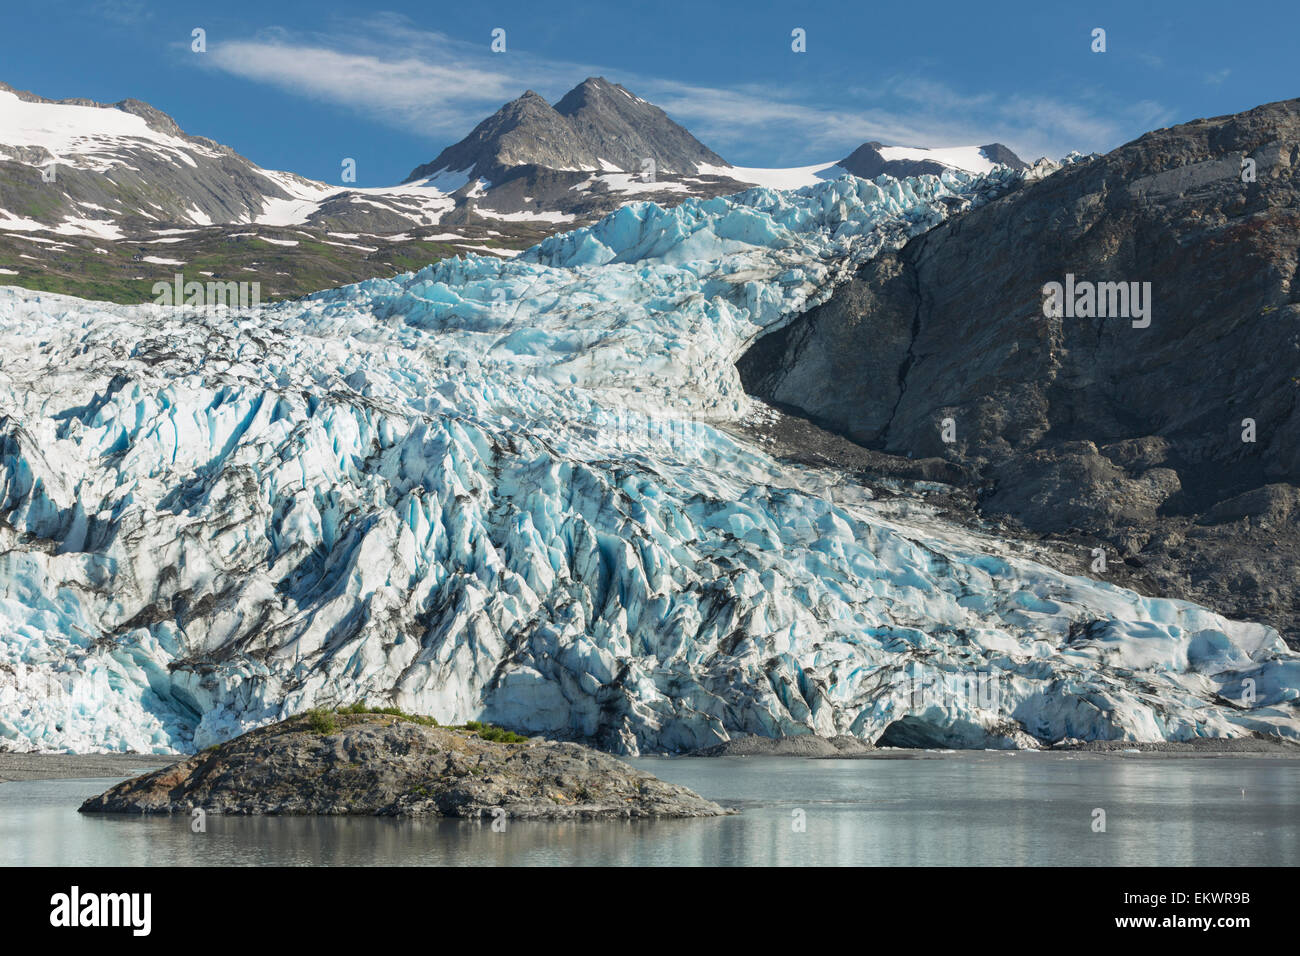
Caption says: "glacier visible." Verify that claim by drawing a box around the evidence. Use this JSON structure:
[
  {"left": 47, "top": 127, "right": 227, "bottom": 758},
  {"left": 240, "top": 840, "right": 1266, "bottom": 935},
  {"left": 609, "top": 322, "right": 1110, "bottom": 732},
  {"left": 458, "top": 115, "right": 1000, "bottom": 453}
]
[{"left": 0, "top": 166, "right": 1297, "bottom": 755}]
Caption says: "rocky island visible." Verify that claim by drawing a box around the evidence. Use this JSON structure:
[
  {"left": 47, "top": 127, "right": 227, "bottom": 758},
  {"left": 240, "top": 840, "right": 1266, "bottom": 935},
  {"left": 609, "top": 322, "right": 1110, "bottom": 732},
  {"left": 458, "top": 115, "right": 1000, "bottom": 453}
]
[{"left": 78, "top": 709, "right": 732, "bottom": 820}]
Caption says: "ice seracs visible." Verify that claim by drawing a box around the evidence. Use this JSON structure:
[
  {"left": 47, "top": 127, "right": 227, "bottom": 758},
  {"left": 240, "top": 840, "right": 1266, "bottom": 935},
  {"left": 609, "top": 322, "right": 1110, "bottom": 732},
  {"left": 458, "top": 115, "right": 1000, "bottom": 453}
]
[{"left": 0, "top": 164, "right": 1296, "bottom": 755}]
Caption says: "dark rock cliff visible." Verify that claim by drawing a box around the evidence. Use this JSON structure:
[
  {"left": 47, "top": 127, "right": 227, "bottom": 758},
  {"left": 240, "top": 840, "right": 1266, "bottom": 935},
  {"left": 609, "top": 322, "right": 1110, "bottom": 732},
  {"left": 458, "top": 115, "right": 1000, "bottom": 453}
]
[{"left": 739, "top": 98, "right": 1300, "bottom": 642}]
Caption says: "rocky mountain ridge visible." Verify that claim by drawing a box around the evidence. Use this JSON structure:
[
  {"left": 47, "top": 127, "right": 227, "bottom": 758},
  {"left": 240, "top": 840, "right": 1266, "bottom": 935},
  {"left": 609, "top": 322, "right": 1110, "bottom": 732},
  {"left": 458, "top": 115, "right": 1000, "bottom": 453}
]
[
  {"left": 405, "top": 76, "right": 1027, "bottom": 224},
  {"left": 407, "top": 77, "right": 728, "bottom": 182},
  {"left": 838, "top": 141, "right": 1028, "bottom": 180},
  {"left": 739, "top": 96, "right": 1300, "bottom": 644},
  {"left": 1, "top": 75, "right": 1026, "bottom": 302}
]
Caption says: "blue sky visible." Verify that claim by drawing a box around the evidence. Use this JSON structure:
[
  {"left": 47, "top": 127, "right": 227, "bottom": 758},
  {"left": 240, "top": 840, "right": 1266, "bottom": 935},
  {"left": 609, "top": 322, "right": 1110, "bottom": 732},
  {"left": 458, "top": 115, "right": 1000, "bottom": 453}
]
[{"left": 3, "top": 0, "right": 1296, "bottom": 186}]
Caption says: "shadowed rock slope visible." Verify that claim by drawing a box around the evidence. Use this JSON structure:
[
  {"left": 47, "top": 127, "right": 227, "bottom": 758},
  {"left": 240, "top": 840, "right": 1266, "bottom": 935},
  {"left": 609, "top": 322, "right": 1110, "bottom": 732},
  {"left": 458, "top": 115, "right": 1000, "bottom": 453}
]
[{"left": 739, "top": 97, "right": 1300, "bottom": 644}]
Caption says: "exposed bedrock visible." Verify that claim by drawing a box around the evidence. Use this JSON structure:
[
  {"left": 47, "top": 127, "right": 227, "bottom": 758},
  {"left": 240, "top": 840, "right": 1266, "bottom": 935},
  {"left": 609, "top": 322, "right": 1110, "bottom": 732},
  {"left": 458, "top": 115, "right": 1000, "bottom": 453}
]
[{"left": 739, "top": 98, "right": 1300, "bottom": 643}]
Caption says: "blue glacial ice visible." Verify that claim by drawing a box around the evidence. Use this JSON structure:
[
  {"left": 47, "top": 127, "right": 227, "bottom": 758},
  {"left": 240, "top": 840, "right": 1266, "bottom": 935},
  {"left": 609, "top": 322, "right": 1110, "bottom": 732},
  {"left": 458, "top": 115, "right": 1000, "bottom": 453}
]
[{"left": 0, "top": 168, "right": 1296, "bottom": 754}]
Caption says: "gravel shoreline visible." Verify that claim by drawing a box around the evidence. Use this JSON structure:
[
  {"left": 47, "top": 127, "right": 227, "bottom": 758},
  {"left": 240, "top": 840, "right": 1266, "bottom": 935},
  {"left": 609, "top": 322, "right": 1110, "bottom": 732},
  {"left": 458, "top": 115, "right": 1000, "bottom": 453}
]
[
  {"left": 826, "top": 738, "right": 1300, "bottom": 759},
  {"left": 0, "top": 752, "right": 177, "bottom": 783},
  {"left": 689, "top": 734, "right": 1300, "bottom": 758},
  {"left": 6, "top": 734, "right": 1298, "bottom": 784}
]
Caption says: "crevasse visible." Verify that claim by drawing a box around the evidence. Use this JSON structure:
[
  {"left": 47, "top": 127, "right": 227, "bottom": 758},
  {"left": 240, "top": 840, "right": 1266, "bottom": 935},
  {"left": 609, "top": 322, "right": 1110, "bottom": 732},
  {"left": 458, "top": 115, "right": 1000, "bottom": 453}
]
[{"left": 0, "top": 168, "right": 1296, "bottom": 754}]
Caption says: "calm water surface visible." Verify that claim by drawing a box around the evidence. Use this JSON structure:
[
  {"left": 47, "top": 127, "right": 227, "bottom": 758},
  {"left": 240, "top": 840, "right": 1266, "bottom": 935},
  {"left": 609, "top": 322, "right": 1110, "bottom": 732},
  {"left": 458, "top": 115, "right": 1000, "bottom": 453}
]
[{"left": 2, "top": 752, "right": 1296, "bottom": 866}]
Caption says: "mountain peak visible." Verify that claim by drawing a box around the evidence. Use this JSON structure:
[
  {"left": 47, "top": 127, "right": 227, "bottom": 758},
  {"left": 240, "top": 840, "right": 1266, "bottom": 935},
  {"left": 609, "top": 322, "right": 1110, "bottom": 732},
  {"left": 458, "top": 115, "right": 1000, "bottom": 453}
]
[
  {"left": 978, "top": 143, "right": 1030, "bottom": 170},
  {"left": 0, "top": 81, "right": 191, "bottom": 140},
  {"left": 838, "top": 140, "right": 1028, "bottom": 179},
  {"left": 496, "top": 90, "right": 556, "bottom": 119},
  {"left": 554, "top": 77, "right": 723, "bottom": 174},
  {"left": 405, "top": 89, "right": 580, "bottom": 182},
  {"left": 405, "top": 78, "right": 725, "bottom": 183},
  {"left": 555, "top": 76, "right": 620, "bottom": 104}
]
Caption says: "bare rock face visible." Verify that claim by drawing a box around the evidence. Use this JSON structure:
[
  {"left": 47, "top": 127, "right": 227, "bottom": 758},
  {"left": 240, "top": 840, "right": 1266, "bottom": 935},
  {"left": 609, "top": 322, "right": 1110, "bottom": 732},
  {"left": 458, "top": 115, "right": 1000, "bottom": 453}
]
[
  {"left": 837, "top": 141, "right": 1028, "bottom": 180},
  {"left": 78, "top": 714, "right": 732, "bottom": 819},
  {"left": 552, "top": 77, "right": 728, "bottom": 176},
  {"left": 407, "top": 77, "right": 726, "bottom": 184},
  {"left": 739, "top": 97, "right": 1300, "bottom": 643},
  {"left": 402, "top": 77, "right": 745, "bottom": 223}
]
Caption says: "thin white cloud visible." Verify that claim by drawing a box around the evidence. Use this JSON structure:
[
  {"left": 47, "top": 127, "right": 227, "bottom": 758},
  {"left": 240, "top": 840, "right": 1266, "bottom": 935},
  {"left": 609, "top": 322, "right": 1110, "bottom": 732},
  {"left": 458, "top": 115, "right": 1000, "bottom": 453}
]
[
  {"left": 206, "top": 40, "right": 519, "bottom": 135},
  {"left": 194, "top": 16, "right": 1167, "bottom": 167},
  {"left": 198, "top": 18, "right": 601, "bottom": 138},
  {"left": 647, "top": 77, "right": 1172, "bottom": 164}
]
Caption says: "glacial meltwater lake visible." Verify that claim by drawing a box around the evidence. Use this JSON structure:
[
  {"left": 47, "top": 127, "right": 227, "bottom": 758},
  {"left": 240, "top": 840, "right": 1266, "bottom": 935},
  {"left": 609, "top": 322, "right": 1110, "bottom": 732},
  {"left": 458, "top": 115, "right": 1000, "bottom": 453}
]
[{"left": 3, "top": 752, "right": 1298, "bottom": 866}]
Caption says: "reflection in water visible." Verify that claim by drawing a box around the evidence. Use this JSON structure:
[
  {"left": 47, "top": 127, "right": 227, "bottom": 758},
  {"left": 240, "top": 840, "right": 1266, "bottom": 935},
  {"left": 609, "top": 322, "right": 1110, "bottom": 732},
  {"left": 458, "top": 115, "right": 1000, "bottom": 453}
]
[{"left": 2, "top": 753, "right": 1297, "bottom": 866}]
